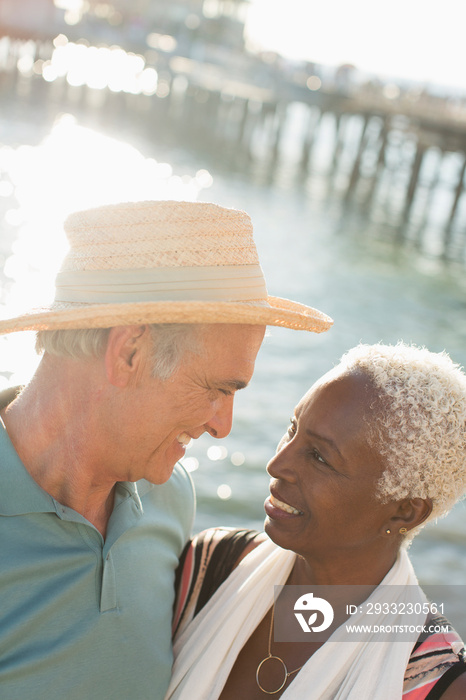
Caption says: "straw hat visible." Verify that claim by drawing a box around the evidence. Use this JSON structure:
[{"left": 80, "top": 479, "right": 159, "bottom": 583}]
[{"left": 0, "top": 201, "right": 333, "bottom": 334}]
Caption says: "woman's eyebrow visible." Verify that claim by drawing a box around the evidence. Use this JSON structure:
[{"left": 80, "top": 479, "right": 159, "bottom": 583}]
[{"left": 305, "top": 428, "right": 343, "bottom": 459}]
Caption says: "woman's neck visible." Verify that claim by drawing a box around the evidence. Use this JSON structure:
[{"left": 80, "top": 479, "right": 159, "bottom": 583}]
[{"left": 287, "top": 545, "right": 399, "bottom": 587}]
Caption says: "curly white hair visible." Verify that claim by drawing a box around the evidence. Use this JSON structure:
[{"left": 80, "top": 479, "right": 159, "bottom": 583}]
[{"left": 339, "top": 343, "right": 466, "bottom": 527}]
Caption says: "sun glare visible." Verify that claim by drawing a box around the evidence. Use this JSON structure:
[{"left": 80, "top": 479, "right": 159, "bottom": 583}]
[
  {"left": 0, "top": 117, "right": 213, "bottom": 383},
  {"left": 246, "top": 0, "right": 466, "bottom": 90}
]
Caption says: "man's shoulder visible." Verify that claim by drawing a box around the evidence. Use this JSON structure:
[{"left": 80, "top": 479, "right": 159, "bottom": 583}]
[
  {"left": 136, "top": 463, "right": 195, "bottom": 538},
  {"left": 137, "top": 463, "right": 195, "bottom": 519},
  {"left": 170, "top": 461, "right": 196, "bottom": 494},
  {"left": 137, "top": 462, "right": 194, "bottom": 499}
]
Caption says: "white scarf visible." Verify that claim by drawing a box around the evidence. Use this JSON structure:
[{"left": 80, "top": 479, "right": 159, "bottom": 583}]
[{"left": 165, "top": 539, "right": 426, "bottom": 700}]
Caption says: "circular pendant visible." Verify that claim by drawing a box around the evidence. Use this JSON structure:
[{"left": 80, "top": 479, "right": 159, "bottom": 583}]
[{"left": 256, "top": 655, "right": 288, "bottom": 694}]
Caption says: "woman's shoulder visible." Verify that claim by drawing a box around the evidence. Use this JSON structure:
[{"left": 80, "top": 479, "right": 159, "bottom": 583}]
[
  {"left": 190, "top": 526, "right": 263, "bottom": 553},
  {"left": 173, "top": 527, "right": 266, "bottom": 637},
  {"left": 403, "top": 616, "right": 466, "bottom": 699},
  {"left": 183, "top": 526, "right": 266, "bottom": 572}
]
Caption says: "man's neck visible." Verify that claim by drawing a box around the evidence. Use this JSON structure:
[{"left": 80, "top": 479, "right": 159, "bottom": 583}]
[{"left": 1, "top": 356, "right": 117, "bottom": 537}]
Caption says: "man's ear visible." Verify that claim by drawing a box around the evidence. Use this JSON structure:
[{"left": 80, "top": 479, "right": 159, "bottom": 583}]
[
  {"left": 104, "top": 325, "right": 148, "bottom": 387},
  {"left": 387, "top": 497, "right": 433, "bottom": 536}
]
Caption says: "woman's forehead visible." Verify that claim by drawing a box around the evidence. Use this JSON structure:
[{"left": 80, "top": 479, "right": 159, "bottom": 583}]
[
  {"left": 294, "top": 370, "right": 386, "bottom": 477},
  {"left": 297, "top": 368, "right": 376, "bottom": 417}
]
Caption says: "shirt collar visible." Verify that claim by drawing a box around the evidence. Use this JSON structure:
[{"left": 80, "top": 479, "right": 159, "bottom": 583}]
[{"left": 0, "top": 422, "right": 56, "bottom": 516}]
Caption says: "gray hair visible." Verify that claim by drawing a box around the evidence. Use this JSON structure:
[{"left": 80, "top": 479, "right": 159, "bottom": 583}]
[
  {"left": 35, "top": 324, "right": 204, "bottom": 380},
  {"left": 338, "top": 343, "right": 466, "bottom": 533}
]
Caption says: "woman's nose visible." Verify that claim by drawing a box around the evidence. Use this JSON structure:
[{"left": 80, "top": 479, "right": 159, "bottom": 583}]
[{"left": 266, "top": 442, "right": 298, "bottom": 482}]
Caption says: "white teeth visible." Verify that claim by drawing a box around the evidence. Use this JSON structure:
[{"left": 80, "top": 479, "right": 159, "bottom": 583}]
[
  {"left": 270, "top": 494, "right": 302, "bottom": 515},
  {"left": 177, "top": 432, "right": 192, "bottom": 447}
]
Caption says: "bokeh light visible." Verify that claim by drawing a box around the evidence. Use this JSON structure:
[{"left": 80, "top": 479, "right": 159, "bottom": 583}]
[
  {"left": 231, "top": 452, "right": 245, "bottom": 466},
  {"left": 181, "top": 457, "right": 199, "bottom": 473},
  {"left": 217, "top": 484, "right": 232, "bottom": 500},
  {"left": 207, "top": 445, "right": 228, "bottom": 461}
]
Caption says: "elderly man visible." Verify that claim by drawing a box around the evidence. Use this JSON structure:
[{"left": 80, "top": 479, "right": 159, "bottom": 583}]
[{"left": 0, "top": 200, "right": 332, "bottom": 699}]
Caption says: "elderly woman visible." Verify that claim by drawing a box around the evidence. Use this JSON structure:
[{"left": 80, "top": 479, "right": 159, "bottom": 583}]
[{"left": 166, "top": 343, "right": 466, "bottom": 700}]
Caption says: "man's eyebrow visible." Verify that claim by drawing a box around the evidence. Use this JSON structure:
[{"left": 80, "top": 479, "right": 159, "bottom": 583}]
[
  {"left": 305, "top": 429, "right": 343, "bottom": 459},
  {"left": 216, "top": 380, "right": 248, "bottom": 392}
]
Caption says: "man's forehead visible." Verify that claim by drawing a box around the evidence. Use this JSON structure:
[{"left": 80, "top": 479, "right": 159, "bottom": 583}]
[{"left": 202, "top": 322, "right": 266, "bottom": 340}]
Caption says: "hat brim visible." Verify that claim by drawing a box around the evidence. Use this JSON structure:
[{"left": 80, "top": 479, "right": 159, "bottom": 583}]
[{"left": 0, "top": 296, "right": 333, "bottom": 334}]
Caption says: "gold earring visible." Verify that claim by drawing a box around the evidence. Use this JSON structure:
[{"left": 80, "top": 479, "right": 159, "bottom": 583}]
[
  {"left": 385, "top": 528, "right": 391, "bottom": 534},
  {"left": 399, "top": 527, "right": 408, "bottom": 534}
]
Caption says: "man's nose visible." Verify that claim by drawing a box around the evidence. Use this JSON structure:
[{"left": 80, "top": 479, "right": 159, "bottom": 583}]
[{"left": 204, "top": 394, "right": 235, "bottom": 439}]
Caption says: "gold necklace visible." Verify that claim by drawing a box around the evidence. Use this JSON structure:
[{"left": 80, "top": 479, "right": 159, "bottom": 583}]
[{"left": 256, "top": 606, "right": 304, "bottom": 695}]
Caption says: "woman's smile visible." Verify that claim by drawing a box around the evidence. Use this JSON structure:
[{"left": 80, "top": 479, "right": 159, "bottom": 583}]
[{"left": 264, "top": 490, "right": 304, "bottom": 519}]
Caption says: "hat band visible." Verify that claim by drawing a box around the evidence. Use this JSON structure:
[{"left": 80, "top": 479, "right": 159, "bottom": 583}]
[{"left": 54, "top": 265, "right": 268, "bottom": 303}]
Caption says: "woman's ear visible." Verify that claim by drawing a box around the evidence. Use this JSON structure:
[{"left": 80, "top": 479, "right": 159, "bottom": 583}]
[
  {"left": 387, "top": 497, "right": 433, "bottom": 536},
  {"left": 104, "top": 325, "right": 148, "bottom": 387}
]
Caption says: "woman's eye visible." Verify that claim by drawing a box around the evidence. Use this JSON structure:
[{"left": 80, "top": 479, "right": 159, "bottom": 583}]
[
  {"left": 287, "top": 418, "right": 297, "bottom": 437},
  {"left": 309, "top": 449, "right": 337, "bottom": 473},
  {"left": 311, "top": 449, "right": 327, "bottom": 465},
  {"left": 276, "top": 418, "right": 297, "bottom": 452}
]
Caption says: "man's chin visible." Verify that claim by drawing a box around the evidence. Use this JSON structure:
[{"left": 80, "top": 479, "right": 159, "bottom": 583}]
[{"left": 142, "top": 455, "right": 179, "bottom": 485}]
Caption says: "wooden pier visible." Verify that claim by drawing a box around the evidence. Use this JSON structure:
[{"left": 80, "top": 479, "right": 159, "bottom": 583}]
[{"left": 1, "top": 35, "right": 466, "bottom": 261}]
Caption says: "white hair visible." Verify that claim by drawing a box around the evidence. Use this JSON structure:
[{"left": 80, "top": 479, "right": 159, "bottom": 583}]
[
  {"left": 338, "top": 343, "right": 466, "bottom": 532},
  {"left": 35, "top": 324, "right": 205, "bottom": 380}
]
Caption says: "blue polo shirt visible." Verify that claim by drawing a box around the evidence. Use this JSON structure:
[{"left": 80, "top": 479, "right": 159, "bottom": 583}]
[{"left": 0, "top": 423, "right": 195, "bottom": 699}]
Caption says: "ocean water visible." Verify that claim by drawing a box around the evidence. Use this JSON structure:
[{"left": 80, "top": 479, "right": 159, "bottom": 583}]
[{"left": 0, "top": 103, "right": 465, "bottom": 633}]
